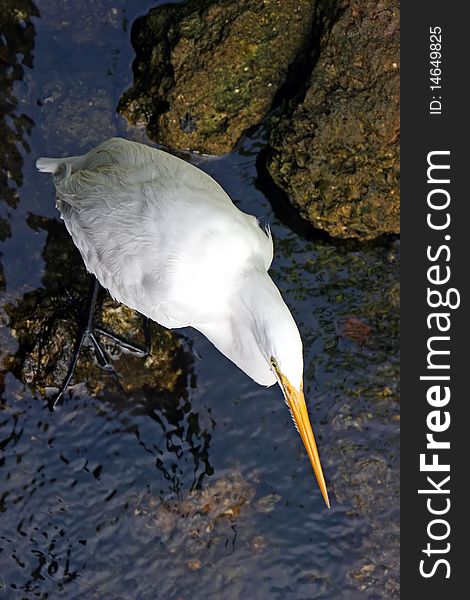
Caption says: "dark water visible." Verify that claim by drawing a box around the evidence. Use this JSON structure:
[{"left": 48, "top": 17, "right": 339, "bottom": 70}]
[{"left": 0, "top": 1, "right": 400, "bottom": 598}]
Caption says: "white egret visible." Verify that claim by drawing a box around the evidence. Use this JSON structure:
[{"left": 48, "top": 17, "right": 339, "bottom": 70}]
[{"left": 36, "top": 137, "right": 329, "bottom": 507}]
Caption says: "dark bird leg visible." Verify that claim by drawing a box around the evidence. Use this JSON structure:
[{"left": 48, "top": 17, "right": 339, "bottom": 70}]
[
  {"left": 51, "top": 277, "right": 123, "bottom": 410},
  {"left": 51, "top": 277, "right": 100, "bottom": 409},
  {"left": 63, "top": 288, "right": 150, "bottom": 356},
  {"left": 143, "top": 316, "right": 152, "bottom": 355},
  {"left": 51, "top": 278, "right": 153, "bottom": 410}
]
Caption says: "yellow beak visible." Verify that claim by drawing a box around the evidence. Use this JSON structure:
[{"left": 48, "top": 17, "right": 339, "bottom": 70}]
[{"left": 280, "top": 375, "right": 330, "bottom": 508}]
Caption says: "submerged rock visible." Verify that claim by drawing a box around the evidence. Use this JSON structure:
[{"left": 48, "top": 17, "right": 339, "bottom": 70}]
[
  {"left": 118, "top": 0, "right": 317, "bottom": 154},
  {"left": 338, "top": 456, "right": 400, "bottom": 598},
  {"left": 132, "top": 470, "right": 267, "bottom": 566},
  {"left": 267, "top": 0, "right": 400, "bottom": 239},
  {"left": 300, "top": 239, "right": 400, "bottom": 597}
]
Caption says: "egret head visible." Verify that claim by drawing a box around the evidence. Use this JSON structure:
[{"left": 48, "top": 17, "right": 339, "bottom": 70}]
[
  {"left": 214, "top": 270, "right": 330, "bottom": 506},
  {"left": 265, "top": 310, "right": 330, "bottom": 508}
]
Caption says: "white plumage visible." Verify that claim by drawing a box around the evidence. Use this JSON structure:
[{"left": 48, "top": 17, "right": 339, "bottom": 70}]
[{"left": 37, "top": 137, "right": 329, "bottom": 506}]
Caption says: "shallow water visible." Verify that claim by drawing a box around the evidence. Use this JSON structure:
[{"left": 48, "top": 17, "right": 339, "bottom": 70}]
[{"left": 0, "top": 1, "right": 400, "bottom": 598}]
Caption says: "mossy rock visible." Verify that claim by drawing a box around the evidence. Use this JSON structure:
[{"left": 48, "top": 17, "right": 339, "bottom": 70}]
[
  {"left": 267, "top": 0, "right": 400, "bottom": 239},
  {"left": 118, "top": 0, "right": 317, "bottom": 154}
]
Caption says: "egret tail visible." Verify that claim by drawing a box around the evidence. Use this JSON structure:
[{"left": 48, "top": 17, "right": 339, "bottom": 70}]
[{"left": 36, "top": 155, "right": 85, "bottom": 175}]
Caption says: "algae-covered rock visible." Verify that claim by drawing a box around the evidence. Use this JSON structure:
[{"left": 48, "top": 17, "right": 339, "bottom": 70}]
[
  {"left": 118, "top": 0, "right": 317, "bottom": 154},
  {"left": 267, "top": 0, "right": 399, "bottom": 239},
  {"left": 132, "top": 470, "right": 277, "bottom": 568},
  {"left": 2, "top": 217, "right": 192, "bottom": 399}
]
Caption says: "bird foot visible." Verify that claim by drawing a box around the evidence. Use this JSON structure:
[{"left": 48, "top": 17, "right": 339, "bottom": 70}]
[
  {"left": 94, "top": 324, "right": 151, "bottom": 358},
  {"left": 50, "top": 279, "right": 152, "bottom": 411},
  {"left": 48, "top": 328, "right": 122, "bottom": 411}
]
